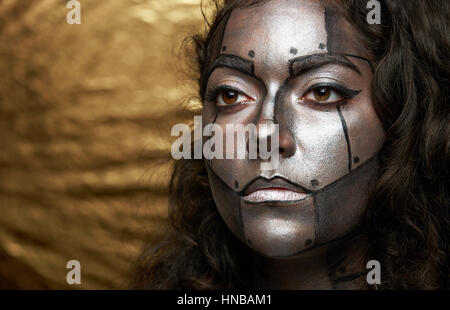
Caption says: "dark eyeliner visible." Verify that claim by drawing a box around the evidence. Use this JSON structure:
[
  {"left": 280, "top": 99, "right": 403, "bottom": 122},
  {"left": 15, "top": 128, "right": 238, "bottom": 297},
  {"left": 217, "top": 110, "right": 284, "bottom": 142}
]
[
  {"left": 304, "top": 82, "right": 361, "bottom": 99},
  {"left": 204, "top": 85, "right": 243, "bottom": 102}
]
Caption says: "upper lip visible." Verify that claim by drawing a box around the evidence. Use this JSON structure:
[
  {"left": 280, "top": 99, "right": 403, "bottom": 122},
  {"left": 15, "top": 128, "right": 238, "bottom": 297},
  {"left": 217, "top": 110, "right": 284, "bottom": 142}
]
[{"left": 242, "top": 177, "right": 310, "bottom": 196}]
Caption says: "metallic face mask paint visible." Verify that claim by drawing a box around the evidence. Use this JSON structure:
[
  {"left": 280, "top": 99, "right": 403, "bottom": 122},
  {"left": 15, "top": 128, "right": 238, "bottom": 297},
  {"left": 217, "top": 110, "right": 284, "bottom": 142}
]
[{"left": 202, "top": 0, "right": 385, "bottom": 257}]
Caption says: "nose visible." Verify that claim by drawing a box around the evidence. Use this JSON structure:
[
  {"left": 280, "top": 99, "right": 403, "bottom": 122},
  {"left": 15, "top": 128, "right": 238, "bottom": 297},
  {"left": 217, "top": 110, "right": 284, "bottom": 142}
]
[
  {"left": 278, "top": 127, "right": 296, "bottom": 158},
  {"left": 249, "top": 85, "right": 296, "bottom": 160},
  {"left": 246, "top": 119, "right": 296, "bottom": 159}
]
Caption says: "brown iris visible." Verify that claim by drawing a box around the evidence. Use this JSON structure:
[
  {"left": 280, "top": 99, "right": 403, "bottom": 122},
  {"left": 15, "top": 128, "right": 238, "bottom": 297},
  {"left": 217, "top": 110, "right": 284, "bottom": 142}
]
[
  {"left": 221, "top": 90, "right": 238, "bottom": 104},
  {"left": 313, "top": 87, "right": 331, "bottom": 101}
]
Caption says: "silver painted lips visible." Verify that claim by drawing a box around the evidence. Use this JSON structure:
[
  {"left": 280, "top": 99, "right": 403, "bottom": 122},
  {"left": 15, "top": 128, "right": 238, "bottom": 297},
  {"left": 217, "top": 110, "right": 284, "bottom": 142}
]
[
  {"left": 242, "top": 176, "right": 311, "bottom": 203},
  {"left": 243, "top": 187, "right": 309, "bottom": 202}
]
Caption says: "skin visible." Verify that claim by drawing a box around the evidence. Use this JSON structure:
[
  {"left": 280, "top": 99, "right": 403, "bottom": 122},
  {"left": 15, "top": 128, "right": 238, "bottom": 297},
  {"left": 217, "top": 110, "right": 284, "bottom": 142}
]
[{"left": 201, "top": 0, "right": 385, "bottom": 289}]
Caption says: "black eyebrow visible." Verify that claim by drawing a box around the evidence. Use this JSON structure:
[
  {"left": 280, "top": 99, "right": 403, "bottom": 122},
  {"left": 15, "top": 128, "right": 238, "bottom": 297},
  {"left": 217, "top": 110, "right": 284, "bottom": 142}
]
[
  {"left": 208, "top": 54, "right": 255, "bottom": 79},
  {"left": 341, "top": 53, "right": 374, "bottom": 72},
  {"left": 288, "top": 53, "right": 364, "bottom": 78}
]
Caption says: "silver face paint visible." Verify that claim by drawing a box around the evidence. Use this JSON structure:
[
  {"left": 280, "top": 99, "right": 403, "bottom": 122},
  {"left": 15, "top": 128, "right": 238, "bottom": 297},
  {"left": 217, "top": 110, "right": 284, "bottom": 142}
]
[{"left": 202, "top": 0, "right": 385, "bottom": 257}]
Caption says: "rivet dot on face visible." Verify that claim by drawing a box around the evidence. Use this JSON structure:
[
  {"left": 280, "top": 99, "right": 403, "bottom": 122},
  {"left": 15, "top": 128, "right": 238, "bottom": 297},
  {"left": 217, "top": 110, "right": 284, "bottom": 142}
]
[
  {"left": 319, "top": 43, "right": 326, "bottom": 49},
  {"left": 311, "top": 179, "right": 319, "bottom": 187},
  {"left": 248, "top": 50, "right": 255, "bottom": 58},
  {"left": 353, "top": 156, "right": 360, "bottom": 164},
  {"left": 222, "top": 45, "right": 227, "bottom": 52},
  {"left": 234, "top": 180, "right": 239, "bottom": 189},
  {"left": 289, "top": 47, "right": 298, "bottom": 55}
]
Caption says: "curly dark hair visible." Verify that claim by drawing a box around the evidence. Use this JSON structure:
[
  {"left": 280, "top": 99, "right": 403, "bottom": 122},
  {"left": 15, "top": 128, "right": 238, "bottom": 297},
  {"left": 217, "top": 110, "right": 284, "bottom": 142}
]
[{"left": 131, "top": 0, "right": 449, "bottom": 289}]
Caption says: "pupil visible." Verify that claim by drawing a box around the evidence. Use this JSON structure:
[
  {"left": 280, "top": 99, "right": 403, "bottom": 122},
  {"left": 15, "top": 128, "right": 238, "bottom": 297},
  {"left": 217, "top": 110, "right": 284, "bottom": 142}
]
[
  {"left": 226, "top": 90, "right": 237, "bottom": 99},
  {"left": 315, "top": 87, "right": 330, "bottom": 100},
  {"left": 318, "top": 88, "right": 327, "bottom": 96}
]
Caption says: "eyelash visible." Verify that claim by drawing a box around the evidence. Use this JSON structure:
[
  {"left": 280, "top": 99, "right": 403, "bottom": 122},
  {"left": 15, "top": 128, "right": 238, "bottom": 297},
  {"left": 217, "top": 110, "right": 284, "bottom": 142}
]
[
  {"left": 204, "top": 85, "right": 254, "bottom": 106},
  {"left": 301, "top": 82, "right": 361, "bottom": 104},
  {"left": 204, "top": 83, "right": 360, "bottom": 106}
]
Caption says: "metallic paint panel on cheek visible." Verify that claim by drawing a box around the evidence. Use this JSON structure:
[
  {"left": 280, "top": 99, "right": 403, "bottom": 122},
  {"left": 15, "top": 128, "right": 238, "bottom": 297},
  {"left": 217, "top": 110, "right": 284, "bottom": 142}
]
[
  {"left": 206, "top": 163, "right": 246, "bottom": 241},
  {"left": 240, "top": 197, "right": 316, "bottom": 257},
  {"left": 338, "top": 98, "right": 385, "bottom": 171},
  {"left": 274, "top": 101, "right": 350, "bottom": 191},
  {"left": 205, "top": 106, "right": 266, "bottom": 193},
  {"left": 314, "top": 155, "right": 379, "bottom": 244}
]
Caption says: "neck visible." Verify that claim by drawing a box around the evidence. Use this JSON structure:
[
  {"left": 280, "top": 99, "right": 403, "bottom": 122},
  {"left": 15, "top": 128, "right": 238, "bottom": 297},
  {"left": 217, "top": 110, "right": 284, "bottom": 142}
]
[{"left": 252, "top": 233, "right": 369, "bottom": 290}]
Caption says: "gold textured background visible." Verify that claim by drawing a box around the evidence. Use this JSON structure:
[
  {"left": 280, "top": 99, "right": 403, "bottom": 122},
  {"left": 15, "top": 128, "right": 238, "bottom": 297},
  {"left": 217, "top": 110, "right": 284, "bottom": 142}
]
[{"left": 0, "top": 0, "right": 204, "bottom": 289}]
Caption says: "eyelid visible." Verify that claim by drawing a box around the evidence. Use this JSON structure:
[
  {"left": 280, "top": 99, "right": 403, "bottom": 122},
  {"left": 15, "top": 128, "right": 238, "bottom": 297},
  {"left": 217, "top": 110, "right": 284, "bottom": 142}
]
[
  {"left": 205, "top": 84, "right": 255, "bottom": 106},
  {"left": 205, "top": 67, "right": 264, "bottom": 99},
  {"left": 303, "top": 82, "right": 361, "bottom": 99}
]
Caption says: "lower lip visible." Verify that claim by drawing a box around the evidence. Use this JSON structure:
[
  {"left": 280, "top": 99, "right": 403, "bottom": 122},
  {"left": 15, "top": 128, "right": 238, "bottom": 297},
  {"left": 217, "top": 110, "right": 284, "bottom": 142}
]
[{"left": 243, "top": 188, "right": 309, "bottom": 203}]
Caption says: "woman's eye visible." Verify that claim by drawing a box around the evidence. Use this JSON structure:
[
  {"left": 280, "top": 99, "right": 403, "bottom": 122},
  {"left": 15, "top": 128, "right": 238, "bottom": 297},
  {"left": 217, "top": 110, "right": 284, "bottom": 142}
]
[
  {"left": 221, "top": 90, "right": 238, "bottom": 104},
  {"left": 217, "top": 89, "right": 253, "bottom": 105},
  {"left": 303, "top": 87, "right": 344, "bottom": 104}
]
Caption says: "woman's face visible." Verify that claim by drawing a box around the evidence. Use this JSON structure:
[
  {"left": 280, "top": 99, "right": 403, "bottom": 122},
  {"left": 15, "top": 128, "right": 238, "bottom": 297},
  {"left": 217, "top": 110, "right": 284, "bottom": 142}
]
[{"left": 202, "top": 0, "right": 384, "bottom": 257}]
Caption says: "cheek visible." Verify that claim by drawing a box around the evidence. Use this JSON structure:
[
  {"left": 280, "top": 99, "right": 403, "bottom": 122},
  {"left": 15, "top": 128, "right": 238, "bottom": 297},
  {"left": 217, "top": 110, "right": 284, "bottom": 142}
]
[
  {"left": 273, "top": 88, "right": 384, "bottom": 190},
  {"left": 339, "top": 95, "right": 385, "bottom": 169},
  {"left": 206, "top": 164, "right": 245, "bottom": 241},
  {"left": 314, "top": 154, "right": 379, "bottom": 244},
  {"left": 275, "top": 101, "right": 350, "bottom": 190},
  {"left": 201, "top": 104, "right": 265, "bottom": 192}
]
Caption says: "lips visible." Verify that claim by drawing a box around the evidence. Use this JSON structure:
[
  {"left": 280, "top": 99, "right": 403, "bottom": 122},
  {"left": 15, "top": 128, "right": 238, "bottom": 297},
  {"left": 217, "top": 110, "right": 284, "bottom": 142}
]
[
  {"left": 242, "top": 177, "right": 310, "bottom": 203},
  {"left": 243, "top": 187, "right": 309, "bottom": 202}
]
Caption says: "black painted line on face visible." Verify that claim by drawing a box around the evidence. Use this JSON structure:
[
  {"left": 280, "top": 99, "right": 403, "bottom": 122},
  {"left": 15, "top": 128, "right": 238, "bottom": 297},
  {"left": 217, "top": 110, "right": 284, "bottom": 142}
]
[
  {"left": 204, "top": 111, "right": 220, "bottom": 168},
  {"left": 313, "top": 196, "right": 320, "bottom": 248},
  {"left": 334, "top": 271, "right": 367, "bottom": 284},
  {"left": 271, "top": 82, "right": 291, "bottom": 125},
  {"left": 234, "top": 180, "right": 239, "bottom": 189},
  {"left": 285, "top": 226, "right": 362, "bottom": 258},
  {"left": 208, "top": 54, "right": 255, "bottom": 81},
  {"left": 311, "top": 152, "right": 379, "bottom": 195},
  {"left": 204, "top": 160, "right": 246, "bottom": 241},
  {"left": 324, "top": 6, "right": 374, "bottom": 73},
  {"left": 205, "top": 111, "right": 220, "bottom": 137},
  {"left": 324, "top": 6, "right": 338, "bottom": 54},
  {"left": 327, "top": 253, "right": 348, "bottom": 289},
  {"left": 202, "top": 10, "right": 233, "bottom": 100},
  {"left": 288, "top": 53, "right": 361, "bottom": 78},
  {"left": 238, "top": 196, "right": 246, "bottom": 244},
  {"left": 328, "top": 254, "right": 348, "bottom": 273},
  {"left": 208, "top": 148, "right": 378, "bottom": 205},
  {"left": 341, "top": 54, "right": 374, "bottom": 73},
  {"left": 337, "top": 104, "right": 352, "bottom": 173},
  {"left": 205, "top": 152, "right": 378, "bottom": 258},
  {"left": 212, "top": 111, "right": 219, "bottom": 124}
]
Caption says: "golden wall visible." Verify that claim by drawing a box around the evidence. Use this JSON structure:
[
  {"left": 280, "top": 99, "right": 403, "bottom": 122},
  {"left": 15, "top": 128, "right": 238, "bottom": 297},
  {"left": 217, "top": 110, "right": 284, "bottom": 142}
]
[{"left": 0, "top": 0, "right": 203, "bottom": 289}]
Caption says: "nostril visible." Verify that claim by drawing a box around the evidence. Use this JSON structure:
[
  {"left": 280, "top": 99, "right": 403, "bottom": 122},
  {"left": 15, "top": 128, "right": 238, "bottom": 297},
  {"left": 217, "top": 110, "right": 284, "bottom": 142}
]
[{"left": 279, "top": 131, "right": 296, "bottom": 158}]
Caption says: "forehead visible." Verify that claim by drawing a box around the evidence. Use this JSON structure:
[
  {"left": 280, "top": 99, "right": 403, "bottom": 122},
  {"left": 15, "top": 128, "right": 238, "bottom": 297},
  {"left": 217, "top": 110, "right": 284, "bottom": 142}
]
[{"left": 220, "top": 0, "right": 361, "bottom": 78}]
